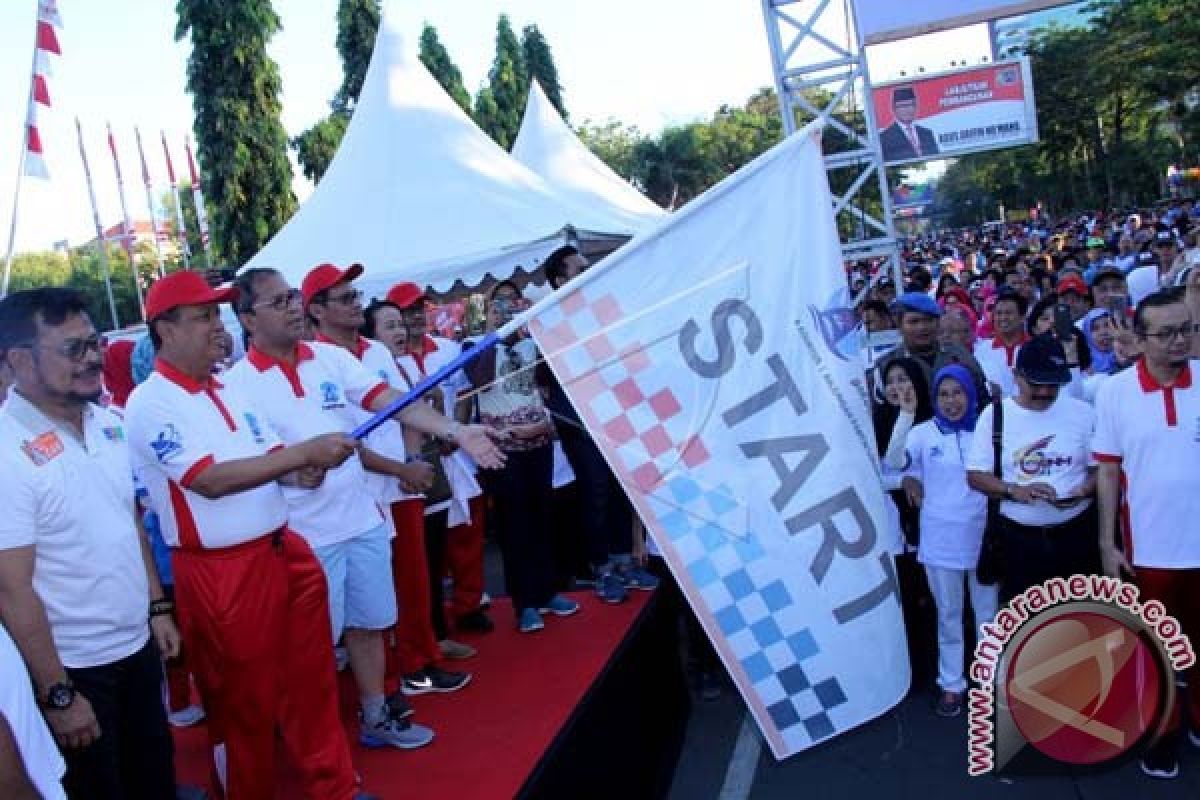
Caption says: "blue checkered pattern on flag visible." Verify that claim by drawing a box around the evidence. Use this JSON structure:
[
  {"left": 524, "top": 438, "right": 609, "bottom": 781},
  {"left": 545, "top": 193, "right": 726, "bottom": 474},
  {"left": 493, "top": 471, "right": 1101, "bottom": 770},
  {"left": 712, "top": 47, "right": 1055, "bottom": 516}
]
[{"left": 526, "top": 122, "right": 909, "bottom": 759}]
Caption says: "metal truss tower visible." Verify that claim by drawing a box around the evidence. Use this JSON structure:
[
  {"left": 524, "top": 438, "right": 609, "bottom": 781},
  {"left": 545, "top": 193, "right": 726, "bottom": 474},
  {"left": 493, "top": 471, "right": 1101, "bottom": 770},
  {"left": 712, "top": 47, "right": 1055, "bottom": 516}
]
[{"left": 760, "top": 0, "right": 901, "bottom": 283}]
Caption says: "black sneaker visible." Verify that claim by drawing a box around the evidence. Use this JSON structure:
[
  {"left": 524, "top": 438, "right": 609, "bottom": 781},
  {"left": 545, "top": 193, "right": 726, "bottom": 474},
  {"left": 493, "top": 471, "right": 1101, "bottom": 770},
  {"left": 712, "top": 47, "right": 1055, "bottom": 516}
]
[
  {"left": 402, "top": 666, "right": 472, "bottom": 696},
  {"left": 456, "top": 609, "right": 495, "bottom": 633},
  {"left": 384, "top": 690, "right": 415, "bottom": 720},
  {"left": 1140, "top": 740, "right": 1180, "bottom": 779},
  {"left": 934, "top": 691, "right": 963, "bottom": 718}
]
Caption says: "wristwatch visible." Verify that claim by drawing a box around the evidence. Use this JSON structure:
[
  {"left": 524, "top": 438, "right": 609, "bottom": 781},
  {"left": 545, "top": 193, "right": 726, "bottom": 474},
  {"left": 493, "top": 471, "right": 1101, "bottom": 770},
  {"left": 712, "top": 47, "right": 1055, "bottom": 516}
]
[
  {"left": 442, "top": 421, "right": 461, "bottom": 444},
  {"left": 41, "top": 681, "right": 76, "bottom": 710}
]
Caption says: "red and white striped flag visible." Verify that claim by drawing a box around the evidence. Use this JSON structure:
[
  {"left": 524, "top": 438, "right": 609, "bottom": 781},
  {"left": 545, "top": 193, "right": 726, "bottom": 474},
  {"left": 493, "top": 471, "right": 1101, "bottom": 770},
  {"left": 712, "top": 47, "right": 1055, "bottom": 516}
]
[
  {"left": 134, "top": 126, "right": 168, "bottom": 276},
  {"left": 162, "top": 131, "right": 192, "bottom": 267},
  {"left": 184, "top": 139, "right": 212, "bottom": 254},
  {"left": 22, "top": 0, "right": 63, "bottom": 180}
]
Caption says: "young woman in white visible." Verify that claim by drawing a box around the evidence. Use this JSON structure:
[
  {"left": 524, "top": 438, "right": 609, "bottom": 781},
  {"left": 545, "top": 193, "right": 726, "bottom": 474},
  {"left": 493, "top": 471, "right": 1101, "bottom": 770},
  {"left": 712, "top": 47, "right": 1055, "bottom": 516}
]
[{"left": 902, "top": 364, "right": 998, "bottom": 718}]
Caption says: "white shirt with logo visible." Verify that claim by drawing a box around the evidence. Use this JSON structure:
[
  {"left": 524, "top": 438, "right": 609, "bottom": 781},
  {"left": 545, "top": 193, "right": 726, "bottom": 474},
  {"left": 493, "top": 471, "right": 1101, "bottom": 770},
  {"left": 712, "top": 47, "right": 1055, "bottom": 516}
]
[
  {"left": 0, "top": 393, "right": 149, "bottom": 668},
  {"left": 0, "top": 625, "right": 66, "bottom": 799},
  {"left": 1093, "top": 360, "right": 1200, "bottom": 568},
  {"left": 126, "top": 362, "right": 290, "bottom": 550},
  {"left": 905, "top": 419, "right": 988, "bottom": 569},
  {"left": 966, "top": 396, "right": 1096, "bottom": 527},
  {"left": 223, "top": 342, "right": 385, "bottom": 548}
]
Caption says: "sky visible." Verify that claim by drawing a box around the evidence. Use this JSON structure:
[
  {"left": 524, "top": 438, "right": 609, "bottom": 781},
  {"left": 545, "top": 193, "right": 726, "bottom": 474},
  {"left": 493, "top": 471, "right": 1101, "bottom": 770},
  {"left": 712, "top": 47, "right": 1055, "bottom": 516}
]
[{"left": 0, "top": 0, "right": 992, "bottom": 255}]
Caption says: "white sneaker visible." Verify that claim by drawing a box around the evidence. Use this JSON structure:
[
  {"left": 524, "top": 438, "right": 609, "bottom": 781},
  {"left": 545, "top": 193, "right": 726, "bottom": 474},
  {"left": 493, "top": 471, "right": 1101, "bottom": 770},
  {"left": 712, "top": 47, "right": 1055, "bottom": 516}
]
[{"left": 168, "top": 704, "right": 206, "bottom": 728}]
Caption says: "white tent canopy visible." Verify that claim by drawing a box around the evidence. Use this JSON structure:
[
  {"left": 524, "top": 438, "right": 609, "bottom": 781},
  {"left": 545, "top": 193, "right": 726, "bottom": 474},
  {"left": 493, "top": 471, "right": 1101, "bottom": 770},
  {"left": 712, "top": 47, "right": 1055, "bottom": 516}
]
[
  {"left": 245, "top": 18, "right": 639, "bottom": 295},
  {"left": 512, "top": 81, "right": 666, "bottom": 231}
]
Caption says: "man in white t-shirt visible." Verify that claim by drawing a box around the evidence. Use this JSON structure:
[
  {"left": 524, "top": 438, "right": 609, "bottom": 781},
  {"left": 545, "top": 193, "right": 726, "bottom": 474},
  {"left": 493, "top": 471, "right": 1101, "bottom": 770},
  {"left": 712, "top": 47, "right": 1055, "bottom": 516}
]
[
  {"left": 303, "top": 267, "right": 475, "bottom": 693},
  {"left": 1094, "top": 288, "right": 1200, "bottom": 780},
  {"left": 0, "top": 288, "right": 181, "bottom": 798},
  {"left": 973, "top": 289, "right": 1029, "bottom": 398},
  {"left": 1128, "top": 230, "right": 1180, "bottom": 306},
  {"left": 127, "top": 273, "right": 379, "bottom": 798},
  {"left": 967, "top": 334, "right": 1100, "bottom": 602}
]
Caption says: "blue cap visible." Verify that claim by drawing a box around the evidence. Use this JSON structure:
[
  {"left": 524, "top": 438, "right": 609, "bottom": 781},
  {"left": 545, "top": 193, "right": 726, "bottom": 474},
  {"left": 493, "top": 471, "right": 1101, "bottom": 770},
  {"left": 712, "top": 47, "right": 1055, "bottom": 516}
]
[{"left": 895, "top": 291, "right": 942, "bottom": 318}]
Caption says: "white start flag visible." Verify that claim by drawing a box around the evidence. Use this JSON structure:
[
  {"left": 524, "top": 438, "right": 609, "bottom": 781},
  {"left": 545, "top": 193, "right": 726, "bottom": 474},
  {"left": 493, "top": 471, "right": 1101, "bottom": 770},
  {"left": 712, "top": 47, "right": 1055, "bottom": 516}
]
[{"left": 525, "top": 121, "right": 909, "bottom": 759}]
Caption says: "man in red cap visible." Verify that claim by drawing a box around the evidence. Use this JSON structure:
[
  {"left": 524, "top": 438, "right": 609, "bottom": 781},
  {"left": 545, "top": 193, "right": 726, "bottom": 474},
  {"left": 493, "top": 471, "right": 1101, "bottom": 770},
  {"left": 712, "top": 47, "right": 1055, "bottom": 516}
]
[
  {"left": 386, "top": 281, "right": 493, "bottom": 634},
  {"left": 124, "top": 271, "right": 374, "bottom": 799},
  {"left": 1055, "top": 272, "right": 1092, "bottom": 322}
]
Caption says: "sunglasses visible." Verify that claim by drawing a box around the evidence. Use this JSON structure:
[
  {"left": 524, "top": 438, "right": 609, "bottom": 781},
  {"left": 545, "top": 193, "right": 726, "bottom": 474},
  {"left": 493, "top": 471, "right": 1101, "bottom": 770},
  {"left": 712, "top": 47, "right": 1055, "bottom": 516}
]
[{"left": 251, "top": 288, "right": 303, "bottom": 313}]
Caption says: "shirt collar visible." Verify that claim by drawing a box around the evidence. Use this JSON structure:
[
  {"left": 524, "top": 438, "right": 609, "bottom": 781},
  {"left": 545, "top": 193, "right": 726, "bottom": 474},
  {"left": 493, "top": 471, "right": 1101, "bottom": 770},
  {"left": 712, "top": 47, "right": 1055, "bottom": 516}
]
[
  {"left": 155, "top": 357, "right": 223, "bottom": 394},
  {"left": 991, "top": 332, "right": 1029, "bottom": 349},
  {"left": 1136, "top": 358, "right": 1193, "bottom": 392},
  {"left": 315, "top": 331, "right": 368, "bottom": 360},
  {"left": 246, "top": 342, "right": 315, "bottom": 373}
]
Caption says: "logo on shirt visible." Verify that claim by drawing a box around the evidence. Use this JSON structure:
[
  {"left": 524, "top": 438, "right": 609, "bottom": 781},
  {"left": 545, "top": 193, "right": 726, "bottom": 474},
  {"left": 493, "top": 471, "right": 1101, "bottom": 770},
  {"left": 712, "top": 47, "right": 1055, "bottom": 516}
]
[
  {"left": 929, "top": 444, "right": 945, "bottom": 459},
  {"left": 319, "top": 381, "right": 345, "bottom": 410},
  {"left": 150, "top": 424, "right": 184, "bottom": 463},
  {"left": 244, "top": 412, "right": 266, "bottom": 445},
  {"left": 102, "top": 425, "right": 125, "bottom": 442},
  {"left": 1013, "top": 435, "right": 1073, "bottom": 478},
  {"left": 20, "top": 431, "right": 64, "bottom": 466},
  {"left": 378, "top": 369, "right": 389, "bottom": 383}
]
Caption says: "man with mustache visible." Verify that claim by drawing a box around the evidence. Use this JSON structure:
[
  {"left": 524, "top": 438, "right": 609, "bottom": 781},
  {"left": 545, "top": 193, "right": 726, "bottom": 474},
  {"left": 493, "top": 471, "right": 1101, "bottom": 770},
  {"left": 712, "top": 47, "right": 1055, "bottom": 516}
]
[{"left": 0, "top": 288, "right": 182, "bottom": 798}]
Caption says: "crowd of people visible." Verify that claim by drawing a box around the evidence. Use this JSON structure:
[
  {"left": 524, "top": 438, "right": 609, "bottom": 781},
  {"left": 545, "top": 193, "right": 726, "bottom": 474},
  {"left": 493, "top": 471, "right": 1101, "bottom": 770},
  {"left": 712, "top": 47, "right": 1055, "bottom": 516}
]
[
  {"left": 0, "top": 245, "right": 664, "bottom": 799},
  {"left": 1, "top": 200, "right": 1199, "bottom": 796},
  {"left": 862, "top": 202, "right": 1200, "bottom": 780}
]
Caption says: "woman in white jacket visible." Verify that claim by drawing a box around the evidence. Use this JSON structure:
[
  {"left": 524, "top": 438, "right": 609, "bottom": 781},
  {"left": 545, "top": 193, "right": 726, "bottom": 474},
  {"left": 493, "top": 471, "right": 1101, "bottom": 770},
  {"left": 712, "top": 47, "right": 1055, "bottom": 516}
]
[{"left": 901, "top": 364, "right": 997, "bottom": 718}]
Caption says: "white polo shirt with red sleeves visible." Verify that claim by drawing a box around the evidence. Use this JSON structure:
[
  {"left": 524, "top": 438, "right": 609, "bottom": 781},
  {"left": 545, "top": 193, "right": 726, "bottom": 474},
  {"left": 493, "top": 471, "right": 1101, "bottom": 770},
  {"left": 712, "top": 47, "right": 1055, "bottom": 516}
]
[
  {"left": 1093, "top": 359, "right": 1200, "bottom": 568},
  {"left": 316, "top": 333, "right": 410, "bottom": 507},
  {"left": 0, "top": 392, "right": 149, "bottom": 669},
  {"left": 973, "top": 334, "right": 1027, "bottom": 397},
  {"left": 223, "top": 342, "right": 386, "bottom": 547},
  {"left": 125, "top": 359, "right": 290, "bottom": 550}
]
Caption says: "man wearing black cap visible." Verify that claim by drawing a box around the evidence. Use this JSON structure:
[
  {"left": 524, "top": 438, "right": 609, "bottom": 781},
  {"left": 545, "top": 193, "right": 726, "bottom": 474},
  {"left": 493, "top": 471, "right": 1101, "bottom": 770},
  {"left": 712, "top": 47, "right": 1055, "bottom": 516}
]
[
  {"left": 879, "top": 86, "right": 940, "bottom": 162},
  {"left": 966, "top": 335, "right": 1100, "bottom": 602}
]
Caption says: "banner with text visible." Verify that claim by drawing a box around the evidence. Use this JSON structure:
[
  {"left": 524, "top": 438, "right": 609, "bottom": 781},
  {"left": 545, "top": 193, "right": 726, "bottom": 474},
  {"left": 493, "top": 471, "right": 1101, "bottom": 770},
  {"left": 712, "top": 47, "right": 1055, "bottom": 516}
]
[
  {"left": 872, "top": 59, "right": 1038, "bottom": 167},
  {"left": 526, "top": 123, "right": 909, "bottom": 759}
]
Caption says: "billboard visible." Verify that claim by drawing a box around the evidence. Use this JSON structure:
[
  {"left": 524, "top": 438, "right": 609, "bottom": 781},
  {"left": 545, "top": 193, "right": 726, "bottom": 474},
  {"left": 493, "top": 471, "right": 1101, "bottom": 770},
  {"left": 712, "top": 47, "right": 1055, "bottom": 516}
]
[
  {"left": 856, "top": 1, "right": 1074, "bottom": 45},
  {"left": 872, "top": 59, "right": 1038, "bottom": 167}
]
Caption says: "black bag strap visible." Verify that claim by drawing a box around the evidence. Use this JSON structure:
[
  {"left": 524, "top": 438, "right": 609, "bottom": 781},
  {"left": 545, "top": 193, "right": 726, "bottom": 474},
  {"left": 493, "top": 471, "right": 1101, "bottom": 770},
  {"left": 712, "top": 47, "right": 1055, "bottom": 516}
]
[{"left": 991, "top": 398, "right": 1004, "bottom": 479}]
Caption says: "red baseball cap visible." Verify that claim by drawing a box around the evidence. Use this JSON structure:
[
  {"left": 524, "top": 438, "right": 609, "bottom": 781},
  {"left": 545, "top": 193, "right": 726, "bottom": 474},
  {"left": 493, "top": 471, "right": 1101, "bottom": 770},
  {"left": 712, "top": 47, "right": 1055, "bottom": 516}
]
[
  {"left": 386, "top": 282, "right": 423, "bottom": 310},
  {"left": 1056, "top": 273, "right": 1089, "bottom": 297},
  {"left": 301, "top": 262, "right": 364, "bottom": 307},
  {"left": 145, "top": 271, "right": 238, "bottom": 321}
]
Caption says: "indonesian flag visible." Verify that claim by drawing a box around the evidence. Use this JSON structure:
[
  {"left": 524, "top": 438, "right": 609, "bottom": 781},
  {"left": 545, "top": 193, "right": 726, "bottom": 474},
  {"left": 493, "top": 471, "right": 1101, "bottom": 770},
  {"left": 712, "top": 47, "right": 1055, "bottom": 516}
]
[
  {"left": 135, "top": 126, "right": 171, "bottom": 243},
  {"left": 23, "top": 0, "right": 63, "bottom": 180},
  {"left": 523, "top": 123, "right": 907, "bottom": 758}
]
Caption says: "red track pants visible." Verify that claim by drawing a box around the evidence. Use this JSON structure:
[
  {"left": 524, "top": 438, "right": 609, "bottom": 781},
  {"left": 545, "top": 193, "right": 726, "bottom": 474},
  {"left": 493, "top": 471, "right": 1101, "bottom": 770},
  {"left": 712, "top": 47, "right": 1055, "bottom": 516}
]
[
  {"left": 446, "top": 494, "right": 487, "bottom": 620},
  {"left": 1136, "top": 567, "right": 1200, "bottom": 734},
  {"left": 172, "top": 531, "right": 357, "bottom": 800},
  {"left": 385, "top": 499, "right": 440, "bottom": 686}
]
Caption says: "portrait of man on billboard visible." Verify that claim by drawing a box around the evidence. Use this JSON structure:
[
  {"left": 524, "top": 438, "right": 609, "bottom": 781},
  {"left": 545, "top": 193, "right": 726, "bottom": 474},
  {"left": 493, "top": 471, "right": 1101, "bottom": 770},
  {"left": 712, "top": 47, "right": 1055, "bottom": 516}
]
[{"left": 879, "top": 86, "right": 940, "bottom": 162}]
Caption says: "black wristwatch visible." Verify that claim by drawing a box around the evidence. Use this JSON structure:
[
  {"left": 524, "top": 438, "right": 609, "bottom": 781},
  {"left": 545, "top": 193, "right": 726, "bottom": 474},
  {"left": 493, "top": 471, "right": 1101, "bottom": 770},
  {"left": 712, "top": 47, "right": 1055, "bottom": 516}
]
[{"left": 41, "top": 681, "right": 76, "bottom": 710}]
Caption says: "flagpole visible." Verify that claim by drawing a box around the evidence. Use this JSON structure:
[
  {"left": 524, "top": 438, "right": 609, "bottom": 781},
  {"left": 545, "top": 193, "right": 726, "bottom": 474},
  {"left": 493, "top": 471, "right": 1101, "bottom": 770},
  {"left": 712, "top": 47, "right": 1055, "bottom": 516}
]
[
  {"left": 162, "top": 131, "right": 191, "bottom": 270},
  {"left": 77, "top": 117, "right": 120, "bottom": 330},
  {"left": 184, "top": 139, "right": 213, "bottom": 265},
  {"left": 1, "top": 31, "right": 39, "bottom": 299},
  {"left": 134, "top": 126, "right": 166, "bottom": 279},
  {"left": 108, "top": 122, "right": 145, "bottom": 320}
]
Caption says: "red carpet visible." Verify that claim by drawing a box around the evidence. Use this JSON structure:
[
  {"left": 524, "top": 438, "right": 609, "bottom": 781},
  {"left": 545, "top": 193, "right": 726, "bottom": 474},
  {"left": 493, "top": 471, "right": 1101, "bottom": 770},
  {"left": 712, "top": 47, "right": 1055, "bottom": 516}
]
[{"left": 173, "top": 591, "right": 649, "bottom": 799}]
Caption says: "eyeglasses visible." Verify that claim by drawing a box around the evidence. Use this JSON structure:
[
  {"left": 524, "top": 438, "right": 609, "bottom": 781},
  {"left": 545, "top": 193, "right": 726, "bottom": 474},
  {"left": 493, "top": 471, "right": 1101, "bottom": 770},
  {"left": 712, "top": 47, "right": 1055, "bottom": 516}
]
[
  {"left": 251, "top": 288, "right": 303, "bottom": 313},
  {"left": 19, "top": 333, "right": 103, "bottom": 363},
  {"left": 324, "top": 289, "right": 363, "bottom": 307},
  {"left": 1141, "top": 326, "right": 1195, "bottom": 343}
]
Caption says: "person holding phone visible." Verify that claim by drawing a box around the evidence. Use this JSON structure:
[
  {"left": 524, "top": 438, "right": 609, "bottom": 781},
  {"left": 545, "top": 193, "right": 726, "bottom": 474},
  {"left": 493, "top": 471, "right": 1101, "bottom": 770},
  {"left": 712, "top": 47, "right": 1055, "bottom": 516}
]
[{"left": 966, "top": 335, "right": 1101, "bottom": 602}]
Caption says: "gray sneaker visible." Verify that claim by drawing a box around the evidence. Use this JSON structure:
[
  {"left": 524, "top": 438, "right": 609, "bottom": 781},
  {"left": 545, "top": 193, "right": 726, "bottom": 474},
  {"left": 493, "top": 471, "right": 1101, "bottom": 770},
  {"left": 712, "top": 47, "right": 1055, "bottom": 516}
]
[{"left": 359, "top": 715, "right": 434, "bottom": 750}]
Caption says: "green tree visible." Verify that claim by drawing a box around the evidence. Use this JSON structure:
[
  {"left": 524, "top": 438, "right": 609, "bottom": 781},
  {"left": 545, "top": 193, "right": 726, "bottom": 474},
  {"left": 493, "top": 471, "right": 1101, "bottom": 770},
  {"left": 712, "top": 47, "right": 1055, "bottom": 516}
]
[
  {"left": 332, "top": 0, "right": 381, "bottom": 114},
  {"left": 177, "top": 0, "right": 296, "bottom": 266},
  {"left": 577, "top": 119, "right": 646, "bottom": 180},
  {"left": 521, "top": 25, "right": 566, "bottom": 119},
  {"left": 419, "top": 24, "right": 471, "bottom": 114},
  {"left": 293, "top": 0, "right": 379, "bottom": 185},
  {"left": 476, "top": 15, "right": 527, "bottom": 148}
]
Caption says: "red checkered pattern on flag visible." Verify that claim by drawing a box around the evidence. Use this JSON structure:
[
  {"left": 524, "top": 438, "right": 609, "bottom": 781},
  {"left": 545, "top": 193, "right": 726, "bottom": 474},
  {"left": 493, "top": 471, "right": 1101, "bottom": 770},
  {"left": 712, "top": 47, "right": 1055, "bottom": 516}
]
[{"left": 525, "top": 123, "right": 907, "bottom": 760}]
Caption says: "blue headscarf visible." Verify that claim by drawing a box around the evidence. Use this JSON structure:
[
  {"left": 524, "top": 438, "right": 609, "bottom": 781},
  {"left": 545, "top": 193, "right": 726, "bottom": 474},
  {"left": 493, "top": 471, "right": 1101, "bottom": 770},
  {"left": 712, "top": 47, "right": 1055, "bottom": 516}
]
[
  {"left": 932, "top": 364, "right": 979, "bottom": 433},
  {"left": 1080, "top": 309, "right": 1117, "bottom": 375}
]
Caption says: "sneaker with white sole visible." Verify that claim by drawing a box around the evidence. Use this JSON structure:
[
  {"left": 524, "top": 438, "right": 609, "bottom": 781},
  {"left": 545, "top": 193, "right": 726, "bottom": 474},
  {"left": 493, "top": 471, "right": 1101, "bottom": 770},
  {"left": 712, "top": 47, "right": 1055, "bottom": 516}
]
[
  {"left": 402, "top": 666, "right": 471, "bottom": 696},
  {"left": 384, "top": 691, "right": 414, "bottom": 720},
  {"left": 595, "top": 570, "right": 629, "bottom": 605},
  {"left": 539, "top": 595, "right": 581, "bottom": 617},
  {"left": 1140, "top": 739, "right": 1179, "bottom": 779},
  {"left": 359, "top": 716, "right": 434, "bottom": 750},
  {"left": 617, "top": 564, "right": 660, "bottom": 591},
  {"left": 1189, "top": 728, "right": 1200, "bottom": 749},
  {"left": 167, "top": 705, "right": 206, "bottom": 728}
]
